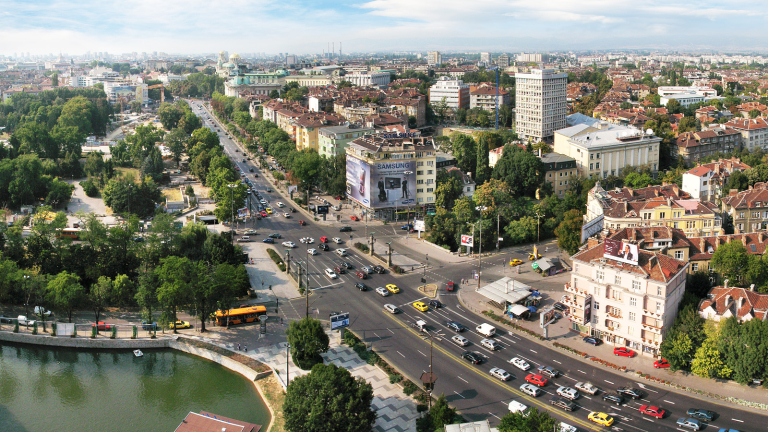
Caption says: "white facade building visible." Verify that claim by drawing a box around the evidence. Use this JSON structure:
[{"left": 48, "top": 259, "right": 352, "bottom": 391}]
[
  {"left": 515, "top": 69, "right": 568, "bottom": 142},
  {"left": 342, "top": 71, "right": 390, "bottom": 87},
  {"left": 427, "top": 51, "right": 442, "bottom": 66},
  {"left": 428, "top": 77, "right": 469, "bottom": 110}
]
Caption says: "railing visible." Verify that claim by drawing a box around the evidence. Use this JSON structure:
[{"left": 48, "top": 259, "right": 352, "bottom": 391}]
[
  {"left": 0, "top": 320, "right": 163, "bottom": 339},
  {"left": 607, "top": 311, "right": 623, "bottom": 319}
]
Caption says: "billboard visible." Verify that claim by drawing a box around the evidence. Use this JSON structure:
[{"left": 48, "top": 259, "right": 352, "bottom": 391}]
[
  {"left": 603, "top": 238, "right": 639, "bottom": 265},
  {"left": 330, "top": 312, "right": 349, "bottom": 330},
  {"left": 413, "top": 220, "right": 425, "bottom": 232},
  {"left": 584, "top": 295, "right": 593, "bottom": 325},
  {"left": 346, "top": 156, "right": 417, "bottom": 209},
  {"left": 581, "top": 214, "right": 604, "bottom": 243},
  {"left": 316, "top": 205, "right": 329, "bottom": 214},
  {"left": 237, "top": 207, "right": 248, "bottom": 218},
  {"left": 461, "top": 235, "right": 474, "bottom": 247}
]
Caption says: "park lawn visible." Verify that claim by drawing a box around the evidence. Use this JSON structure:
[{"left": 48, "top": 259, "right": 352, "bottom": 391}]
[
  {"left": 115, "top": 167, "right": 141, "bottom": 182},
  {"left": 162, "top": 188, "right": 182, "bottom": 202}
]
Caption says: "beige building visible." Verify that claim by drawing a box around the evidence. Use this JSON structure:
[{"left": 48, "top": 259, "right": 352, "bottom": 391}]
[
  {"left": 514, "top": 69, "right": 567, "bottom": 142},
  {"left": 283, "top": 74, "right": 333, "bottom": 87},
  {"left": 721, "top": 182, "right": 768, "bottom": 233},
  {"left": 565, "top": 239, "right": 688, "bottom": 356}
]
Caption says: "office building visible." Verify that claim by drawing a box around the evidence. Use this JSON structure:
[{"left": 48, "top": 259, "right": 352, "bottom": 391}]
[
  {"left": 429, "top": 77, "right": 470, "bottom": 111},
  {"left": 515, "top": 69, "right": 567, "bottom": 142},
  {"left": 427, "top": 51, "right": 442, "bottom": 66}
]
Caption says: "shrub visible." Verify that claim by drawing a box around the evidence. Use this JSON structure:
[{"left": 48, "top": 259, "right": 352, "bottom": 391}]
[
  {"left": 80, "top": 178, "right": 99, "bottom": 197},
  {"left": 266, "top": 248, "right": 286, "bottom": 272},
  {"left": 402, "top": 380, "right": 418, "bottom": 395},
  {"left": 354, "top": 242, "right": 369, "bottom": 253},
  {"left": 389, "top": 374, "right": 403, "bottom": 384},
  {"left": 416, "top": 404, "right": 428, "bottom": 413}
]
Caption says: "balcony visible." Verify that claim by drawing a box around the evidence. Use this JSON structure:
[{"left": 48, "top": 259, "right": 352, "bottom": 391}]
[
  {"left": 607, "top": 310, "right": 623, "bottom": 319},
  {"left": 564, "top": 282, "right": 589, "bottom": 297}
]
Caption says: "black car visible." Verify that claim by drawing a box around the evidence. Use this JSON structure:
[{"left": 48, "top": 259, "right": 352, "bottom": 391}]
[
  {"left": 339, "top": 226, "right": 352, "bottom": 232},
  {"left": 549, "top": 397, "right": 577, "bottom": 411},
  {"left": 583, "top": 336, "right": 602, "bottom": 346},
  {"left": 354, "top": 282, "right": 368, "bottom": 291},
  {"left": 686, "top": 408, "right": 715, "bottom": 421},
  {"left": 602, "top": 393, "right": 624, "bottom": 405},
  {"left": 617, "top": 386, "right": 643, "bottom": 399},
  {"left": 249, "top": 168, "right": 254, "bottom": 172},
  {"left": 553, "top": 302, "right": 568, "bottom": 311},
  {"left": 446, "top": 321, "right": 465, "bottom": 332},
  {"left": 339, "top": 261, "right": 353, "bottom": 269},
  {"left": 372, "top": 265, "right": 386, "bottom": 274},
  {"left": 268, "top": 233, "right": 282, "bottom": 239},
  {"left": 318, "top": 243, "right": 329, "bottom": 251},
  {"left": 429, "top": 300, "right": 442, "bottom": 309},
  {"left": 461, "top": 351, "right": 483, "bottom": 364},
  {"left": 290, "top": 207, "right": 296, "bottom": 213}
]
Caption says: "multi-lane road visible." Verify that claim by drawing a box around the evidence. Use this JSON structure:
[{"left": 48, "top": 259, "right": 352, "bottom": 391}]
[{"left": 190, "top": 100, "right": 765, "bottom": 432}]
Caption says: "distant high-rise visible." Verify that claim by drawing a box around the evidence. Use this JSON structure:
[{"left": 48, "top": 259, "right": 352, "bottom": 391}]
[
  {"left": 480, "top": 52, "right": 491, "bottom": 64},
  {"left": 497, "top": 54, "right": 510, "bottom": 67},
  {"left": 427, "top": 51, "right": 442, "bottom": 66},
  {"left": 515, "top": 69, "right": 567, "bottom": 142}
]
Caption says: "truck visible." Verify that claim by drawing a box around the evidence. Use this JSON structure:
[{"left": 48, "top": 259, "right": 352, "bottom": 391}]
[
  {"left": 415, "top": 320, "right": 429, "bottom": 333},
  {"left": 476, "top": 323, "right": 496, "bottom": 337}
]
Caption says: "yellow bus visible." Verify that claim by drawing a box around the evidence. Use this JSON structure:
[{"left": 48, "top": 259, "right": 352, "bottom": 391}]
[
  {"left": 59, "top": 228, "right": 82, "bottom": 239},
  {"left": 214, "top": 305, "right": 267, "bottom": 326}
]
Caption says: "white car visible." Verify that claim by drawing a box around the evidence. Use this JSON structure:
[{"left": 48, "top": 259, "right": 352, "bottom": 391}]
[
  {"left": 307, "top": 249, "right": 318, "bottom": 255},
  {"left": 336, "top": 248, "right": 347, "bottom": 257},
  {"left": 324, "top": 268, "right": 338, "bottom": 279},
  {"left": 276, "top": 202, "right": 285, "bottom": 208},
  {"left": 489, "top": 367, "right": 512, "bottom": 381},
  {"left": 362, "top": 266, "right": 373, "bottom": 274},
  {"left": 34, "top": 306, "right": 53, "bottom": 317},
  {"left": 519, "top": 383, "right": 541, "bottom": 397},
  {"left": 574, "top": 382, "right": 600, "bottom": 395},
  {"left": 332, "top": 237, "right": 343, "bottom": 244},
  {"left": 508, "top": 357, "right": 531, "bottom": 371},
  {"left": 556, "top": 386, "right": 580, "bottom": 400},
  {"left": 451, "top": 335, "right": 469, "bottom": 347},
  {"left": 559, "top": 422, "right": 578, "bottom": 432},
  {"left": 283, "top": 212, "right": 290, "bottom": 218},
  {"left": 237, "top": 236, "right": 251, "bottom": 242},
  {"left": 300, "top": 237, "right": 314, "bottom": 244},
  {"left": 282, "top": 241, "right": 296, "bottom": 248},
  {"left": 384, "top": 304, "right": 399, "bottom": 314},
  {"left": 375, "top": 287, "right": 390, "bottom": 297},
  {"left": 480, "top": 338, "right": 500, "bottom": 351},
  {"left": 508, "top": 401, "right": 529, "bottom": 416}
]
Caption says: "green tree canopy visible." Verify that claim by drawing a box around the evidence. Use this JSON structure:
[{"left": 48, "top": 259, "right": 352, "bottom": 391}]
[
  {"left": 286, "top": 317, "right": 330, "bottom": 370},
  {"left": 492, "top": 145, "right": 543, "bottom": 197}
]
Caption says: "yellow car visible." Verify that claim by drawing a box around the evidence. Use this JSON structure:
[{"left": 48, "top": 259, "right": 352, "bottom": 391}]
[
  {"left": 510, "top": 259, "right": 523, "bottom": 267},
  {"left": 587, "top": 412, "right": 614, "bottom": 427},
  {"left": 386, "top": 284, "right": 400, "bottom": 294},
  {"left": 169, "top": 320, "right": 192, "bottom": 329},
  {"left": 528, "top": 253, "right": 541, "bottom": 261},
  {"left": 413, "top": 301, "right": 428, "bottom": 312},
  {"left": 266, "top": 207, "right": 273, "bottom": 214}
]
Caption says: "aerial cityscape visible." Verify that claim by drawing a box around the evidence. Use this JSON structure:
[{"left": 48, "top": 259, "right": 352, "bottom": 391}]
[{"left": 3, "top": 2, "right": 768, "bottom": 432}]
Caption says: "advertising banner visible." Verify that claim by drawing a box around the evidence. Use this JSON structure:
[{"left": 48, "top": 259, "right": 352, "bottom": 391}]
[
  {"left": 461, "top": 235, "right": 474, "bottom": 247},
  {"left": 346, "top": 156, "right": 417, "bottom": 209},
  {"left": 603, "top": 238, "right": 639, "bottom": 265},
  {"left": 330, "top": 312, "right": 350, "bottom": 330},
  {"left": 237, "top": 207, "right": 248, "bottom": 218},
  {"left": 288, "top": 185, "right": 298, "bottom": 194},
  {"left": 413, "top": 220, "right": 425, "bottom": 232},
  {"left": 584, "top": 294, "right": 593, "bottom": 325}
]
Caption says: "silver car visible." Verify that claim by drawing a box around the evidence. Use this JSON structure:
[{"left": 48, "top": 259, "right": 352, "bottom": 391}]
[
  {"left": 451, "top": 335, "right": 470, "bottom": 347},
  {"left": 375, "top": 287, "right": 390, "bottom": 297},
  {"left": 519, "top": 383, "right": 541, "bottom": 397},
  {"left": 489, "top": 367, "right": 512, "bottom": 381},
  {"left": 556, "top": 386, "right": 579, "bottom": 400}
]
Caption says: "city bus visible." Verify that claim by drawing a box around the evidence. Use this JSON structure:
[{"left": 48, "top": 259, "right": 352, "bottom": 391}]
[
  {"left": 213, "top": 305, "right": 267, "bottom": 326},
  {"left": 59, "top": 228, "right": 82, "bottom": 240}
]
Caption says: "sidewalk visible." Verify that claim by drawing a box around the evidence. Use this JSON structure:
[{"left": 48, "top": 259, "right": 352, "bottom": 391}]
[{"left": 457, "top": 286, "right": 768, "bottom": 409}]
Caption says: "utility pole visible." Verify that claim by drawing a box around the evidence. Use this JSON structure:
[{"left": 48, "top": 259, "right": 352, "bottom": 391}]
[
  {"left": 496, "top": 212, "right": 500, "bottom": 254},
  {"left": 476, "top": 206, "right": 488, "bottom": 290},
  {"left": 286, "top": 343, "right": 291, "bottom": 386},
  {"left": 535, "top": 212, "right": 543, "bottom": 244},
  {"left": 285, "top": 250, "right": 291, "bottom": 274}
]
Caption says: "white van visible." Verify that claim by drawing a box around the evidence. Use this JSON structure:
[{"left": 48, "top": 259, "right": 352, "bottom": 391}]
[
  {"left": 508, "top": 400, "right": 529, "bottom": 416},
  {"left": 476, "top": 323, "right": 496, "bottom": 337}
]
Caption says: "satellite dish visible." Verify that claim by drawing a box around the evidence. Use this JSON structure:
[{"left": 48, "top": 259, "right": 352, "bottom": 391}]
[{"left": 646, "top": 128, "right": 654, "bottom": 135}]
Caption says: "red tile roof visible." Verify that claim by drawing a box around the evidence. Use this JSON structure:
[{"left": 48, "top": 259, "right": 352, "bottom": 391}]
[
  {"left": 698, "top": 286, "right": 768, "bottom": 322},
  {"left": 572, "top": 242, "right": 687, "bottom": 283}
]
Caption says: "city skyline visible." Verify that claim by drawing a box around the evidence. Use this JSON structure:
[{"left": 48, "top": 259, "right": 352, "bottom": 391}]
[{"left": 3, "top": 0, "right": 768, "bottom": 56}]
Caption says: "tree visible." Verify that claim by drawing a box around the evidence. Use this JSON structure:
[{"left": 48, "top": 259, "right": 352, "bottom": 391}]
[
  {"left": 492, "top": 145, "right": 543, "bottom": 197},
  {"left": 749, "top": 108, "right": 761, "bottom": 119},
  {"left": 431, "top": 97, "right": 449, "bottom": 123},
  {"left": 89, "top": 276, "right": 112, "bottom": 322},
  {"left": 660, "top": 304, "right": 706, "bottom": 370},
  {"left": 283, "top": 363, "right": 376, "bottom": 432},
  {"left": 286, "top": 317, "right": 330, "bottom": 370},
  {"left": 155, "top": 256, "right": 193, "bottom": 328},
  {"left": 451, "top": 133, "right": 477, "bottom": 176},
  {"left": 498, "top": 407, "right": 557, "bottom": 432},
  {"left": 711, "top": 241, "right": 749, "bottom": 284},
  {"left": 677, "top": 116, "right": 698, "bottom": 133},
  {"left": 692, "top": 336, "right": 732, "bottom": 379},
  {"left": 687, "top": 271, "right": 712, "bottom": 298},
  {"left": 475, "top": 134, "right": 492, "bottom": 186},
  {"left": 555, "top": 209, "right": 584, "bottom": 255},
  {"left": 46, "top": 271, "right": 85, "bottom": 322},
  {"left": 51, "top": 73, "right": 59, "bottom": 87},
  {"left": 166, "top": 127, "right": 188, "bottom": 167},
  {"left": 190, "top": 262, "right": 245, "bottom": 332},
  {"left": 666, "top": 99, "right": 682, "bottom": 114},
  {"left": 434, "top": 171, "right": 464, "bottom": 211},
  {"left": 428, "top": 394, "right": 458, "bottom": 430},
  {"left": 725, "top": 170, "right": 749, "bottom": 192}
]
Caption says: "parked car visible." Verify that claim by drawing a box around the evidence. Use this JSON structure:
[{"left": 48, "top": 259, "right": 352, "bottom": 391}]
[
  {"left": 350, "top": 215, "right": 359, "bottom": 221},
  {"left": 582, "top": 336, "right": 602, "bottom": 346},
  {"left": 262, "top": 238, "right": 274, "bottom": 243},
  {"left": 169, "top": 321, "right": 191, "bottom": 329},
  {"left": 34, "top": 306, "right": 53, "bottom": 317},
  {"left": 17, "top": 315, "right": 35, "bottom": 327},
  {"left": 92, "top": 321, "right": 112, "bottom": 331},
  {"left": 553, "top": 302, "right": 568, "bottom": 311},
  {"left": 653, "top": 358, "right": 671, "bottom": 368},
  {"left": 613, "top": 347, "right": 636, "bottom": 357},
  {"left": 141, "top": 321, "right": 158, "bottom": 331}
]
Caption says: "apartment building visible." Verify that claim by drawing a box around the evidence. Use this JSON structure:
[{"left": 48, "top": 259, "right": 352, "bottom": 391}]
[
  {"left": 674, "top": 127, "right": 742, "bottom": 165},
  {"left": 318, "top": 125, "right": 374, "bottom": 158},
  {"left": 681, "top": 158, "right": 750, "bottom": 202},
  {"left": 722, "top": 117, "right": 768, "bottom": 151},
  {"left": 427, "top": 51, "right": 442, "bottom": 66},
  {"left": 469, "top": 84, "right": 509, "bottom": 111},
  {"left": 293, "top": 112, "right": 345, "bottom": 152},
  {"left": 564, "top": 240, "right": 688, "bottom": 356},
  {"left": 429, "top": 77, "right": 470, "bottom": 111},
  {"left": 540, "top": 152, "right": 577, "bottom": 197},
  {"left": 514, "top": 69, "right": 568, "bottom": 142},
  {"left": 698, "top": 283, "right": 768, "bottom": 323},
  {"left": 554, "top": 121, "right": 662, "bottom": 178},
  {"left": 721, "top": 183, "right": 768, "bottom": 233},
  {"left": 343, "top": 71, "right": 391, "bottom": 87}
]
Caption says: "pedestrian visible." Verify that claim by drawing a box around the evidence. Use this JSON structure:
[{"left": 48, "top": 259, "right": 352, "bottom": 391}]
[
  {"left": 280, "top": 317, "right": 283, "bottom": 324},
  {"left": 244, "top": 345, "right": 247, "bottom": 352},
  {"left": 237, "top": 343, "right": 241, "bottom": 351}
]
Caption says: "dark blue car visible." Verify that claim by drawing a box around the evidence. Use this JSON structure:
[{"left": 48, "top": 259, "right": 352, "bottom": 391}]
[
  {"left": 583, "top": 336, "right": 602, "bottom": 346},
  {"left": 263, "top": 238, "right": 274, "bottom": 243}
]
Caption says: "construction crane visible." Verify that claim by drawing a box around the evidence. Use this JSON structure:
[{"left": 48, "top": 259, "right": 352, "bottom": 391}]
[
  {"left": 486, "top": 66, "right": 500, "bottom": 130},
  {"left": 136, "top": 83, "right": 166, "bottom": 105}
]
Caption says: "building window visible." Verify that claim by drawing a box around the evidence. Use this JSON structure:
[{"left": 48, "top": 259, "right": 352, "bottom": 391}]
[
  {"left": 692, "top": 263, "right": 699, "bottom": 272},
  {"left": 629, "top": 312, "right": 636, "bottom": 321},
  {"left": 596, "top": 270, "right": 604, "bottom": 282},
  {"left": 427, "top": 170, "right": 433, "bottom": 175},
  {"left": 657, "top": 286, "right": 663, "bottom": 296},
  {"left": 427, "top": 188, "right": 434, "bottom": 193},
  {"left": 427, "top": 197, "right": 433, "bottom": 202},
  {"left": 632, "top": 280, "right": 641, "bottom": 291},
  {"left": 417, "top": 162, "right": 424, "bottom": 167},
  {"left": 590, "top": 163, "right": 594, "bottom": 170},
  {"left": 417, "top": 170, "right": 424, "bottom": 175},
  {"left": 656, "top": 302, "right": 662, "bottom": 313},
  {"left": 614, "top": 275, "right": 621, "bottom": 285},
  {"left": 417, "top": 188, "right": 424, "bottom": 193},
  {"left": 627, "top": 326, "right": 634, "bottom": 335},
  {"left": 612, "top": 290, "right": 622, "bottom": 301},
  {"left": 629, "top": 297, "right": 637, "bottom": 307},
  {"left": 674, "top": 250, "right": 684, "bottom": 260}
]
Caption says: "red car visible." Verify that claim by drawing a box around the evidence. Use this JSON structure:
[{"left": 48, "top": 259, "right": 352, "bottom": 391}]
[
  {"left": 320, "top": 236, "right": 328, "bottom": 243},
  {"left": 447, "top": 281, "right": 455, "bottom": 291},
  {"left": 299, "top": 220, "right": 306, "bottom": 226},
  {"left": 92, "top": 321, "right": 112, "bottom": 331},
  {"left": 653, "top": 358, "right": 670, "bottom": 369},
  {"left": 525, "top": 374, "right": 548, "bottom": 387},
  {"left": 350, "top": 215, "right": 359, "bottom": 221},
  {"left": 614, "top": 347, "right": 636, "bottom": 358},
  {"left": 260, "top": 211, "right": 268, "bottom": 217},
  {"left": 355, "top": 271, "right": 367, "bottom": 279},
  {"left": 639, "top": 405, "right": 666, "bottom": 419},
  {"left": 335, "top": 195, "right": 343, "bottom": 200}
]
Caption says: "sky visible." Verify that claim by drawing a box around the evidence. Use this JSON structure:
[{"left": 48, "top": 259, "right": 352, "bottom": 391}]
[{"left": 2, "top": 0, "right": 768, "bottom": 56}]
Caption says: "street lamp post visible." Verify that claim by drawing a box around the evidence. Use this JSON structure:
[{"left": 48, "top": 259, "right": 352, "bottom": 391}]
[
  {"left": 227, "top": 183, "right": 238, "bottom": 244},
  {"left": 403, "top": 170, "right": 413, "bottom": 237},
  {"left": 286, "top": 343, "right": 291, "bottom": 386},
  {"left": 475, "top": 206, "right": 488, "bottom": 291}
]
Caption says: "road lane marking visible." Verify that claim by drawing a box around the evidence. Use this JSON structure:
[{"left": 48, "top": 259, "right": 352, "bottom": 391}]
[
  {"left": 529, "top": 349, "right": 537, "bottom": 353},
  {"left": 373, "top": 332, "right": 380, "bottom": 339},
  {"left": 604, "top": 380, "right": 614, "bottom": 384},
  {"left": 388, "top": 329, "right": 395, "bottom": 334},
  {"left": 417, "top": 350, "right": 426, "bottom": 357},
  {"left": 488, "top": 412, "right": 500, "bottom": 419},
  {"left": 641, "top": 417, "right": 654, "bottom": 422},
  {"left": 583, "top": 396, "right": 591, "bottom": 400},
  {"left": 662, "top": 400, "right": 674, "bottom": 404},
  {"left": 458, "top": 376, "right": 468, "bottom": 383},
  {"left": 552, "top": 360, "right": 561, "bottom": 364},
  {"left": 454, "top": 391, "right": 465, "bottom": 398},
  {"left": 577, "top": 370, "right": 586, "bottom": 374},
  {"left": 732, "top": 418, "right": 744, "bottom": 423}
]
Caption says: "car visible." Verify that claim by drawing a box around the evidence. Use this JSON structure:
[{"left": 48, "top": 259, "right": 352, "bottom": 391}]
[
  {"left": 283, "top": 213, "right": 290, "bottom": 218},
  {"left": 582, "top": 336, "right": 602, "bottom": 346},
  {"left": 169, "top": 321, "right": 191, "bottom": 329},
  {"left": 262, "top": 238, "right": 274, "bottom": 244},
  {"left": 244, "top": 229, "right": 257, "bottom": 235},
  {"left": 400, "top": 224, "right": 413, "bottom": 230},
  {"left": 266, "top": 188, "right": 272, "bottom": 192},
  {"left": 254, "top": 174, "right": 259, "bottom": 178},
  {"left": 601, "top": 392, "right": 624, "bottom": 405},
  {"left": 508, "top": 401, "right": 529, "bottom": 416},
  {"left": 413, "top": 301, "right": 429, "bottom": 312},
  {"left": 510, "top": 258, "right": 523, "bottom": 266},
  {"left": 574, "top": 382, "right": 600, "bottom": 395},
  {"left": 332, "top": 237, "right": 343, "bottom": 244},
  {"left": 265, "top": 208, "right": 272, "bottom": 214},
  {"left": 361, "top": 266, "right": 373, "bottom": 274},
  {"left": 480, "top": 339, "right": 500, "bottom": 350},
  {"left": 520, "top": 383, "right": 542, "bottom": 397},
  {"left": 335, "top": 248, "right": 347, "bottom": 256},
  {"left": 319, "top": 236, "right": 328, "bottom": 243},
  {"left": 249, "top": 168, "right": 254, "bottom": 172},
  {"left": 384, "top": 304, "right": 399, "bottom": 314},
  {"left": 489, "top": 367, "right": 512, "bottom": 381},
  {"left": 461, "top": 351, "right": 483, "bottom": 364},
  {"left": 428, "top": 300, "right": 442, "bottom": 309},
  {"left": 558, "top": 422, "right": 578, "bottom": 432},
  {"left": 446, "top": 321, "right": 465, "bottom": 332},
  {"left": 299, "top": 220, "right": 306, "bottom": 226},
  {"left": 537, "top": 365, "right": 560, "bottom": 378},
  {"left": 529, "top": 252, "right": 542, "bottom": 260},
  {"left": 549, "top": 397, "right": 577, "bottom": 411},
  {"left": 451, "top": 335, "right": 470, "bottom": 347},
  {"left": 553, "top": 302, "right": 568, "bottom": 311},
  {"left": 92, "top": 321, "right": 112, "bottom": 330},
  {"left": 334, "top": 266, "right": 345, "bottom": 275},
  {"left": 556, "top": 386, "right": 579, "bottom": 400},
  {"left": 686, "top": 409, "right": 715, "bottom": 421},
  {"left": 372, "top": 265, "right": 386, "bottom": 274},
  {"left": 282, "top": 241, "right": 296, "bottom": 248},
  {"left": 300, "top": 237, "right": 314, "bottom": 244},
  {"left": 375, "top": 287, "right": 390, "bottom": 297},
  {"left": 34, "top": 306, "right": 53, "bottom": 317},
  {"left": 613, "top": 347, "right": 636, "bottom": 357},
  {"left": 339, "top": 226, "right": 352, "bottom": 232},
  {"left": 355, "top": 282, "right": 368, "bottom": 291},
  {"left": 676, "top": 418, "right": 702, "bottom": 431},
  {"left": 338, "top": 261, "right": 353, "bottom": 269},
  {"left": 525, "top": 374, "right": 547, "bottom": 387},
  {"left": 141, "top": 321, "right": 158, "bottom": 331},
  {"left": 335, "top": 195, "right": 343, "bottom": 200},
  {"left": 653, "top": 358, "right": 671, "bottom": 368},
  {"left": 290, "top": 207, "right": 295, "bottom": 212},
  {"left": 639, "top": 405, "right": 666, "bottom": 419},
  {"left": 386, "top": 284, "right": 399, "bottom": 293},
  {"left": 355, "top": 271, "right": 366, "bottom": 279},
  {"left": 318, "top": 243, "right": 329, "bottom": 251},
  {"left": 446, "top": 281, "right": 454, "bottom": 291},
  {"left": 276, "top": 202, "right": 285, "bottom": 208},
  {"left": 350, "top": 215, "right": 359, "bottom": 221},
  {"left": 324, "top": 268, "right": 338, "bottom": 279},
  {"left": 269, "top": 233, "right": 282, "bottom": 239},
  {"left": 260, "top": 211, "right": 268, "bottom": 217},
  {"left": 588, "top": 412, "right": 614, "bottom": 427},
  {"left": 307, "top": 249, "right": 318, "bottom": 255},
  {"left": 508, "top": 357, "right": 531, "bottom": 371},
  {"left": 617, "top": 386, "right": 643, "bottom": 399},
  {"left": 237, "top": 236, "right": 251, "bottom": 242}
]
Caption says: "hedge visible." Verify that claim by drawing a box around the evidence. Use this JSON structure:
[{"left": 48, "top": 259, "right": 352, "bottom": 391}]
[
  {"left": 354, "top": 242, "right": 369, "bottom": 253},
  {"left": 266, "top": 248, "right": 286, "bottom": 272}
]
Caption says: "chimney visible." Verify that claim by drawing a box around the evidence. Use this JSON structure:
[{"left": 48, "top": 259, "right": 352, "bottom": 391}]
[
  {"left": 742, "top": 235, "right": 747, "bottom": 247},
  {"left": 725, "top": 278, "right": 729, "bottom": 289},
  {"left": 588, "top": 237, "right": 600, "bottom": 249},
  {"left": 751, "top": 284, "right": 756, "bottom": 292}
]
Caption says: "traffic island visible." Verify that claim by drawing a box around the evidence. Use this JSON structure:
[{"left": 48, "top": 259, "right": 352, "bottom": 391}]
[{"left": 417, "top": 284, "right": 438, "bottom": 298}]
